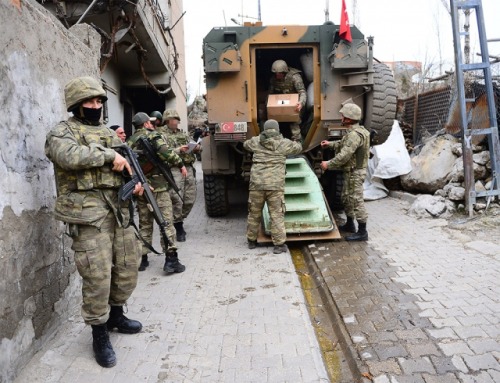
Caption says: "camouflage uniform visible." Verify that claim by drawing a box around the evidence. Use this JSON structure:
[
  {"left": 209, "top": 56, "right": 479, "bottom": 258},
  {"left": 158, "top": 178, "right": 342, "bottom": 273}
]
[
  {"left": 244, "top": 120, "right": 302, "bottom": 247},
  {"left": 159, "top": 127, "right": 197, "bottom": 224},
  {"left": 159, "top": 109, "right": 200, "bottom": 242},
  {"left": 269, "top": 63, "right": 307, "bottom": 141},
  {"left": 127, "top": 127, "right": 184, "bottom": 255},
  {"left": 45, "top": 75, "right": 144, "bottom": 335},
  {"left": 46, "top": 117, "right": 139, "bottom": 325},
  {"left": 324, "top": 123, "right": 370, "bottom": 222},
  {"left": 46, "top": 76, "right": 144, "bottom": 368}
]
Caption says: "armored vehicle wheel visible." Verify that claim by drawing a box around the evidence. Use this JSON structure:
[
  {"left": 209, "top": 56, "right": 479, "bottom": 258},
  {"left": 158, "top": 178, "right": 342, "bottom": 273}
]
[
  {"left": 365, "top": 63, "right": 397, "bottom": 144},
  {"left": 204, "top": 174, "right": 229, "bottom": 217},
  {"left": 321, "top": 170, "right": 343, "bottom": 212}
]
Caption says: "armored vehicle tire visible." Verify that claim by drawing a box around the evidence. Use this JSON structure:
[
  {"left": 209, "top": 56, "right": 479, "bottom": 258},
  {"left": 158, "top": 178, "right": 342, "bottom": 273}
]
[
  {"left": 204, "top": 174, "right": 229, "bottom": 217},
  {"left": 321, "top": 170, "right": 343, "bottom": 212},
  {"left": 366, "top": 63, "right": 397, "bottom": 144}
]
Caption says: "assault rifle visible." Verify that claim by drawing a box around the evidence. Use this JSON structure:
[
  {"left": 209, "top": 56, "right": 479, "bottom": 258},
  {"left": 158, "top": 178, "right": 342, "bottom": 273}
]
[
  {"left": 136, "top": 136, "right": 184, "bottom": 202},
  {"left": 114, "top": 144, "right": 173, "bottom": 253}
]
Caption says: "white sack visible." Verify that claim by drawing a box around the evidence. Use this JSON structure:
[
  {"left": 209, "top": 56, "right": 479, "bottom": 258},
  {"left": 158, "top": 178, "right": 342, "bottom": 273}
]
[{"left": 364, "top": 120, "right": 412, "bottom": 200}]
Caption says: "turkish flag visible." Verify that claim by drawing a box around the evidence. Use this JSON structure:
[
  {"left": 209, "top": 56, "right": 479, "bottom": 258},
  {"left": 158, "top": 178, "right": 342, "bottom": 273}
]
[{"left": 340, "top": 0, "right": 352, "bottom": 42}]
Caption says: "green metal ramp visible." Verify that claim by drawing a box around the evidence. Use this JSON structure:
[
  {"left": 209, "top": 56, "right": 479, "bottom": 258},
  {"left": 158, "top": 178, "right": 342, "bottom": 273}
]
[{"left": 261, "top": 156, "right": 338, "bottom": 240}]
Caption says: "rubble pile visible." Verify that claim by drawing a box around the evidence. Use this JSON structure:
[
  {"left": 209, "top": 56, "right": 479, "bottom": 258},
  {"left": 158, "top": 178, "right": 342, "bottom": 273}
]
[
  {"left": 400, "top": 133, "right": 497, "bottom": 218},
  {"left": 187, "top": 95, "right": 208, "bottom": 134}
]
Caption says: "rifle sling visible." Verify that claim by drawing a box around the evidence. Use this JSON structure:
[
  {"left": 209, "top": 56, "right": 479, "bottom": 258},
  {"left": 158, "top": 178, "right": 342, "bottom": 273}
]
[{"left": 116, "top": 192, "right": 163, "bottom": 255}]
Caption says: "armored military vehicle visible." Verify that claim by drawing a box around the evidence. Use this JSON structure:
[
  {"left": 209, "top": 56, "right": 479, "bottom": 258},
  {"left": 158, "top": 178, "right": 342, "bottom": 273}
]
[{"left": 200, "top": 21, "right": 396, "bottom": 227}]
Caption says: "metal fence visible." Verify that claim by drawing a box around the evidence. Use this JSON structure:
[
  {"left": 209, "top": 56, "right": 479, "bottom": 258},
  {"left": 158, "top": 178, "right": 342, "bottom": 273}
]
[
  {"left": 398, "top": 86, "right": 453, "bottom": 146},
  {"left": 398, "top": 81, "right": 500, "bottom": 147}
]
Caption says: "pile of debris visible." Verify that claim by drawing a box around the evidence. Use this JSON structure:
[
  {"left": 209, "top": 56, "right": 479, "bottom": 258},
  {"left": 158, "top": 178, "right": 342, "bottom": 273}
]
[
  {"left": 399, "top": 132, "right": 497, "bottom": 218},
  {"left": 187, "top": 95, "right": 208, "bottom": 135}
]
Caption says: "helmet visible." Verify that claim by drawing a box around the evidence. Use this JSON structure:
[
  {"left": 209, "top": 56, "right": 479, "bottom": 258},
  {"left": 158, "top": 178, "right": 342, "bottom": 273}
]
[
  {"left": 271, "top": 60, "right": 289, "bottom": 73},
  {"left": 64, "top": 76, "right": 107, "bottom": 112},
  {"left": 339, "top": 103, "right": 362, "bottom": 121},
  {"left": 150, "top": 111, "right": 163, "bottom": 122},
  {"left": 264, "top": 119, "right": 279, "bottom": 131},
  {"left": 163, "top": 109, "right": 181, "bottom": 121}
]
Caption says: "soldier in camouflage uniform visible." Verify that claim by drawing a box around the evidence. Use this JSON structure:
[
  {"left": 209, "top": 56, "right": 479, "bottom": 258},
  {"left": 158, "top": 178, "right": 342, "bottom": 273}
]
[
  {"left": 320, "top": 103, "right": 370, "bottom": 241},
  {"left": 127, "top": 112, "right": 188, "bottom": 273},
  {"left": 45, "top": 76, "right": 143, "bottom": 368},
  {"left": 160, "top": 109, "right": 200, "bottom": 242},
  {"left": 244, "top": 119, "right": 302, "bottom": 254},
  {"left": 150, "top": 110, "right": 163, "bottom": 128},
  {"left": 268, "top": 59, "right": 307, "bottom": 142}
]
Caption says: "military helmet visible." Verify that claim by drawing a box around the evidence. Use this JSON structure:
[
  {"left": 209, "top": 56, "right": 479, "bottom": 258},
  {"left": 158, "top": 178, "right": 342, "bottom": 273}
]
[
  {"left": 150, "top": 111, "right": 163, "bottom": 122},
  {"left": 339, "top": 103, "right": 362, "bottom": 121},
  {"left": 271, "top": 60, "right": 289, "bottom": 73},
  {"left": 163, "top": 109, "right": 181, "bottom": 121},
  {"left": 64, "top": 76, "right": 107, "bottom": 112}
]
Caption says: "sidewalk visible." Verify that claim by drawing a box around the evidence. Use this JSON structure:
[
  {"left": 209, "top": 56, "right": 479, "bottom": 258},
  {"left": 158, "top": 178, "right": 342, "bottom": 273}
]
[
  {"left": 14, "top": 162, "right": 329, "bottom": 383},
  {"left": 307, "top": 196, "right": 500, "bottom": 382}
]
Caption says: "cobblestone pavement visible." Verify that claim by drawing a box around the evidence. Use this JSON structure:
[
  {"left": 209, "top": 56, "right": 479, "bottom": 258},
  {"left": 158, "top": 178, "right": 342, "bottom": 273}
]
[
  {"left": 12, "top": 162, "right": 500, "bottom": 383},
  {"left": 13, "top": 162, "right": 328, "bottom": 383},
  {"left": 308, "top": 195, "right": 500, "bottom": 383}
]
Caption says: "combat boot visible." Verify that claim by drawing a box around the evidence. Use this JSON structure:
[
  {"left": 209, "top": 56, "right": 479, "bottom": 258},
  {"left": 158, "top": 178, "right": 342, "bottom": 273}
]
[
  {"left": 107, "top": 305, "right": 142, "bottom": 334},
  {"left": 174, "top": 222, "right": 186, "bottom": 242},
  {"left": 345, "top": 222, "right": 368, "bottom": 241},
  {"left": 273, "top": 244, "right": 288, "bottom": 254},
  {"left": 138, "top": 255, "right": 149, "bottom": 271},
  {"left": 163, "top": 252, "right": 186, "bottom": 273},
  {"left": 339, "top": 216, "right": 356, "bottom": 233},
  {"left": 248, "top": 239, "right": 257, "bottom": 249},
  {"left": 91, "top": 324, "right": 116, "bottom": 368}
]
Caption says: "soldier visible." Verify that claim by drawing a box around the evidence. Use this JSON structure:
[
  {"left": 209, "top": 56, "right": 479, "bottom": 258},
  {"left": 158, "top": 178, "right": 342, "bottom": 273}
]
[
  {"left": 244, "top": 119, "right": 302, "bottom": 253},
  {"left": 127, "top": 112, "right": 188, "bottom": 273},
  {"left": 160, "top": 109, "right": 200, "bottom": 242},
  {"left": 268, "top": 59, "right": 307, "bottom": 142},
  {"left": 45, "top": 76, "right": 143, "bottom": 368},
  {"left": 150, "top": 110, "right": 163, "bottom": 128},
  {"left": 320, "top": 103, "right": 370, "bottom": 241}
]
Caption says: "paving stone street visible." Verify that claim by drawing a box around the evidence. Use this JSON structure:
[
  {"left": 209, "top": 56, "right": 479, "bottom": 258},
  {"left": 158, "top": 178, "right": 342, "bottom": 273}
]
[
  {"left": 308, "top": 195, "right": 500, "bottom": 382},
  {"left": 13, "top": 163, "right": 500, "bottom": 382},
  {"left": 13, "top": 163, "right": 329, "bottom": 383}
]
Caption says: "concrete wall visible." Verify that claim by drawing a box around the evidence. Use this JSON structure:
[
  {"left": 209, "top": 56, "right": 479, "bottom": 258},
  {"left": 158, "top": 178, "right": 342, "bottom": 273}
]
[
  {"left": 102, "top": 63, "right": 125, "bottom": 128},
  {"left": 0, "top": 1, "right": 100, "bottom": 381},
  {"left": 166, "top": 0, "right": 188, "bottom": 132}
]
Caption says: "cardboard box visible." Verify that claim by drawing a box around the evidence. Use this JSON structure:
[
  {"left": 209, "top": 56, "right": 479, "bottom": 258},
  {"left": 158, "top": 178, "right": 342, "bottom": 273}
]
[{"left": 267, "top": 94, "right": 300, "bottom": 122}]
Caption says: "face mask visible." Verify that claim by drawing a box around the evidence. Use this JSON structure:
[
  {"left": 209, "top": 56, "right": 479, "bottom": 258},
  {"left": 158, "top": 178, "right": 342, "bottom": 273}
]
[{"left": 82, "top": 106, "right": 102, "bottom": 123}]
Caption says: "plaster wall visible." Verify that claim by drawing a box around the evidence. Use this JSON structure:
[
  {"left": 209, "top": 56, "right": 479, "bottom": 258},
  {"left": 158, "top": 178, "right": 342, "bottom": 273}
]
[{"left": 0, "top": 1, "right": 100, "bottom": 381}]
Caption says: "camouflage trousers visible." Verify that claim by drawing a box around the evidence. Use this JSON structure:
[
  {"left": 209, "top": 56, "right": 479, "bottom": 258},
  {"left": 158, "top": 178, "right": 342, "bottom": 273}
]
[
  {"left": 169, "top": 165, "right": 197, "bottom": 223},
  {"left": 247, "top": 190, "right": 286, "bottom": 246},
  {"left": 137, "top": 190, "right": 176, "bottom": 255},
  {"left": 290, "top": 122, "right": 301, "bottom": 142},
  {"left": 342, "top": 169, "right": 368, "bottom": 223},
  {"left": 70, "top": 211, "right": 139, "bottom": 325}
]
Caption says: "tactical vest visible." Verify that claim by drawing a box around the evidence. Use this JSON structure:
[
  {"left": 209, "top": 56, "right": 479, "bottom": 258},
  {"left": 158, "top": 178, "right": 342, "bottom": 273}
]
[
  {"left": 127, "top": 127, "right": 155, "bottom": 173},
  {"left": 162, "top": 129, "right": 196, "bottom": 165},
  {"left": 270, "top": 68, "right": 302, "bottom": 94},
  {"left": 353, "top": 125, "right": 370, "bottom": 169},
  {"left": 52, "top": 120, "right": 123, "bottom": 194},
  {"left": 127, "top": 128, "right": 177, "bottom": 192}
]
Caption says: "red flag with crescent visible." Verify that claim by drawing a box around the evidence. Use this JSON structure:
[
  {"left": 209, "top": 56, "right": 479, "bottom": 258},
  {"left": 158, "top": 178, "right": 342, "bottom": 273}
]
[{"left": 340, "top": 0, "right": 352, "bottom": 42}]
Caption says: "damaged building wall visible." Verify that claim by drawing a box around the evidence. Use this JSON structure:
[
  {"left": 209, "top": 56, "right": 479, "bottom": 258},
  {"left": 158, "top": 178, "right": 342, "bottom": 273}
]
[
  {"left": 0, "top": 1, "right": 101, "bottom": 380},
  {"left": 165, "top": 0, "right": 188, "bottom": 130}
]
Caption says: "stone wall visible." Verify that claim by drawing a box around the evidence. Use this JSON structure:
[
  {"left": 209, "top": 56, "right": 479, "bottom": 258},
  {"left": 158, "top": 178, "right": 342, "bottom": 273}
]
[{"left": 0, "top": 1, "right": 100, "bottom": 381}]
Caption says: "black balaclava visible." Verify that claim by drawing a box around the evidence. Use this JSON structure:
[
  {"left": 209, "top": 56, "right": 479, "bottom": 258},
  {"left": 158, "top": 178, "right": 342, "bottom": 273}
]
[{"left": 71, "top": 104, "right": 102, "bottom": 126}]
